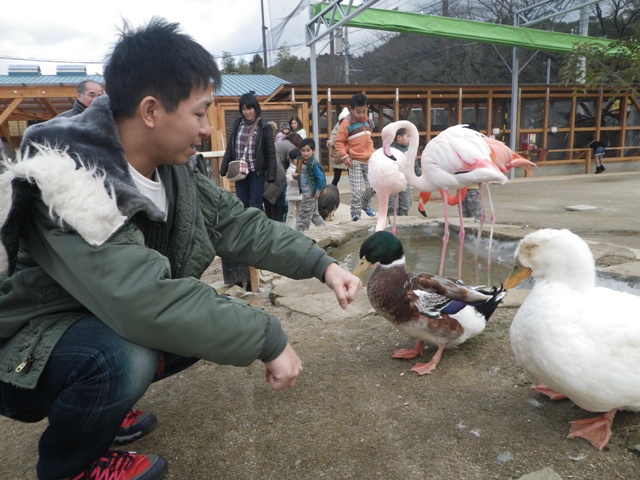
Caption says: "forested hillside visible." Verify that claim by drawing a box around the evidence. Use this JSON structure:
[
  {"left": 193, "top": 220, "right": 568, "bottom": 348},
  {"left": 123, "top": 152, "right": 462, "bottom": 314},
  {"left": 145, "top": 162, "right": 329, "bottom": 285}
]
[{"left": 220, "top": 0, "right": 639, "bottom": 87}]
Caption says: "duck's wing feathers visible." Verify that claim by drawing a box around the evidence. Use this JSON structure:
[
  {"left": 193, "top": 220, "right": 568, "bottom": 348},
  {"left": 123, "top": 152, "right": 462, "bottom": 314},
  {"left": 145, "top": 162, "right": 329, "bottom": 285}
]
[{"left": 407, "top": 273, "right": 493, "bottom": 319}]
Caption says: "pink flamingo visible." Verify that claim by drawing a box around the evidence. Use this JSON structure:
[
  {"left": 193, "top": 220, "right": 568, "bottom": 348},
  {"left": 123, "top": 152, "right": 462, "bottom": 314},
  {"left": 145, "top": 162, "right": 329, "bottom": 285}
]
[
  {"left": 402, "top": 123, "right": 508, "bottom": 278},
  {"left": 473, "top": 136, "right": 540, "bottom": 262},
  {"left": 416, "top": 187, "right": 469, "bottom": 215},
  {"left": 368, "top": 121, "right": 411, "bottom": 234}
]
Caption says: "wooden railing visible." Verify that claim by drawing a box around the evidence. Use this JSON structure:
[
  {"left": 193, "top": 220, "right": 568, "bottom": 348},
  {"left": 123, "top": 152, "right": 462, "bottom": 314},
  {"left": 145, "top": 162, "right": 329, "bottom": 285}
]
[{"left": 521, "top": 146, "right": 640, "bottom": 175}]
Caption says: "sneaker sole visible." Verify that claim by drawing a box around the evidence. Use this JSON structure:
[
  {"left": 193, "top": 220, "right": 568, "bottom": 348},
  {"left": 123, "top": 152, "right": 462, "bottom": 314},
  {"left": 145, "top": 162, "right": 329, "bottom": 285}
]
[
  {"left": 141, "top": 454, "right": 169, "bottom": 479},
  {"left": 131, "top": 453, "right": 169, "bottom": 480}
]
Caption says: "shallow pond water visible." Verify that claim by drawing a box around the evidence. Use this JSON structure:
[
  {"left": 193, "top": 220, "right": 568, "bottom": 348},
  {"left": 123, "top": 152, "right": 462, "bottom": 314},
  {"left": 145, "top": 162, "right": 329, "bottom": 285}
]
[{"left": 328, "top": 226, "right": 518, "bottom": 288}]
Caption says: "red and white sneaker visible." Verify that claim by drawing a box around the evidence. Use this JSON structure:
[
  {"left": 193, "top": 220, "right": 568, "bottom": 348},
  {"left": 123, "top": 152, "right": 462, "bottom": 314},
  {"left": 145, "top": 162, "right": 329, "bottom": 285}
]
[
  {"left": 114, "top": 410, "right": 158, "bottom": 445},
  {"left": 67, "top": 450, "right": 167, "bottom": 480}
]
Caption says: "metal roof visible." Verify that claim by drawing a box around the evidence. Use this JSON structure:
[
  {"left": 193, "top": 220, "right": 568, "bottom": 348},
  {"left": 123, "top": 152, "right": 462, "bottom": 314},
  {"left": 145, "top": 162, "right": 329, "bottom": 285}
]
[
  {"left": 0, "top": 73, "right": 289, "bottom": 97},
  {"left": 0, "top": 74, "right": 104, "bottom": 86},
  {"left": 215, "top": 74, "right": 289, "bottom": 97}
]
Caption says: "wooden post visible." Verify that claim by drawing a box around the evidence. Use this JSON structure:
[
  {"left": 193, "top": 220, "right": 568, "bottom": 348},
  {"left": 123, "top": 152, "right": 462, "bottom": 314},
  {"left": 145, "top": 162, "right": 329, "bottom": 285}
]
[{"left": 249, "top": 267, "right": 260, "bottom": 293}]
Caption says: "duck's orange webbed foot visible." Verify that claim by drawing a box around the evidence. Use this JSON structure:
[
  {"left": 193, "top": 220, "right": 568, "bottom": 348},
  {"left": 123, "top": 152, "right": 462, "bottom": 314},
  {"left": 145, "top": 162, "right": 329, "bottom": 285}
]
[
  {"left": 532, "top": 385, "right": 567, "bottom": 401},
  {"left": 392, "top": 341, "right": 424, "bottom": 359},
  {"left": 567, "top": 409, "right": 617, "bottom": 450},
  {"left": 410, "top": 344, "right": 445, "bottom": 376}
]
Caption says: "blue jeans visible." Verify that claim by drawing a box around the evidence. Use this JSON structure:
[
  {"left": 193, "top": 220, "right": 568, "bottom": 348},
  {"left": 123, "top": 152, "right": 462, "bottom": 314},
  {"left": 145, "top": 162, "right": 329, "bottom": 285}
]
[
  {"left": 0, "top": 316, "right": 197, "bottom": 479},
  {"left": 234, "top": 170, "right": 265, "bottom": 210}
]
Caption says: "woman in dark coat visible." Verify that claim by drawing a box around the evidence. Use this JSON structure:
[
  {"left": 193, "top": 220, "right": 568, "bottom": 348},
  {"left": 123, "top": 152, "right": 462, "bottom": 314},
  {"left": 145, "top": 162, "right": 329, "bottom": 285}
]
[{"left": 220, "top": 92, "right": 277, "bottom": 210}]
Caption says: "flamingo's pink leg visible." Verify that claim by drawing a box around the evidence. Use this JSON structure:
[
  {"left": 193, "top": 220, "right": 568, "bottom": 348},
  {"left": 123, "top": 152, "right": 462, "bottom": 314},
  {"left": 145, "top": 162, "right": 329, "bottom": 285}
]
[
  {"left": 439, "top": 189, "right": 450, "bottom": 276},
  {"left": 456, "top": 189, "right": 465, "bottom": 280},
  {"left": 391, "top": 194, "right": 400, "bottom": 235},
  {"left": 474, "top": 183, "right": 486, "bottom": 260},
  {"left": 485, "top": 184, "right": 496, "bottom": 273}
]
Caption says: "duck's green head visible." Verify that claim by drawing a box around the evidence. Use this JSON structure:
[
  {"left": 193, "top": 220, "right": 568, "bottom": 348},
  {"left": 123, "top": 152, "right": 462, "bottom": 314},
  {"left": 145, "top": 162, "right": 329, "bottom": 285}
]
[{"left": 353, "top": 231, "right": 405, "bottom": 277}]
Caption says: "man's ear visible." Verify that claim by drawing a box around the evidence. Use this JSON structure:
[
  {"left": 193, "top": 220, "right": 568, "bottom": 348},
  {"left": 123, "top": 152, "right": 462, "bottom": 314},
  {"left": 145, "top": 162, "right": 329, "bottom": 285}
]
[{"left": 140, "top": 96, "right": 159, "bottom": 127}]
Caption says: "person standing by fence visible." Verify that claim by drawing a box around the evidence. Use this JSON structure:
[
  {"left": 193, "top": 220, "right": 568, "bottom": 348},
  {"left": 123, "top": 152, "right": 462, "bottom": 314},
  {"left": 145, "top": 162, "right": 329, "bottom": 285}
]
[{"left": 590, "top": 139, "right": 606, "bottom": 174}]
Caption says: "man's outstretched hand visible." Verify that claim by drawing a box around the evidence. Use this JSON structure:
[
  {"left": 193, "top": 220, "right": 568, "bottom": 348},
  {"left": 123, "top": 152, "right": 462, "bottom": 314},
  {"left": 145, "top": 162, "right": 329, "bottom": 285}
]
[{"left": 324, "top": 262, "right": 362, "bottom": 310}]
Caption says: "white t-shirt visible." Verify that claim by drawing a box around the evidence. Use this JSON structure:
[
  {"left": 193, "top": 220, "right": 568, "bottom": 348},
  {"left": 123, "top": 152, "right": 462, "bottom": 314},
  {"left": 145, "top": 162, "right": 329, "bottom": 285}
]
[{"left": 128, "top": 164, "right": 168, "bottom": 219}]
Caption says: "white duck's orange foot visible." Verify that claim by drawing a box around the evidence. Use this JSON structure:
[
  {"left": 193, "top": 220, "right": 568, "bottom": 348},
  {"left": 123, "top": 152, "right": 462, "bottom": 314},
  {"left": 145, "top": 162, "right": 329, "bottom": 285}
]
[
  {"left": 532, "top": 385, "right": 567, "bottom": 401},
  {"left": 567, "top": 409, "right": 617, "bottom": 450},
  {"left": 391, "top": 341, "right": 424, "bottom": 359}
]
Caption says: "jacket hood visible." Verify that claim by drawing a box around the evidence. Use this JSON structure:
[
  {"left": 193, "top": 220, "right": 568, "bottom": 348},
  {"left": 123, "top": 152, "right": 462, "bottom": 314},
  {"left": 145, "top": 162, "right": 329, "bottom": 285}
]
[{"left": 0, "top": 95, "right": 164, "bottom": 276}]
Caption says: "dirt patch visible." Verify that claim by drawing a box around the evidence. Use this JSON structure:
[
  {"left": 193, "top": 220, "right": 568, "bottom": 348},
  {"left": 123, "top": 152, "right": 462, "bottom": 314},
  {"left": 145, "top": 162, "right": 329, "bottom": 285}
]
[{"left": 2, "top": 260, "right": 639, "bottom": 479}]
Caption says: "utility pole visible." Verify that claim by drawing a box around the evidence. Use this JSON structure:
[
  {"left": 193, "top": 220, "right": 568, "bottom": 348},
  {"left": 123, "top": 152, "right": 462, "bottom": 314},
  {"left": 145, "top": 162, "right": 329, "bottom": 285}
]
[
  {"left": 306, "top": 0, "right": 382, "bottom": 141},
  {"left": 261, "top": 0, "right": 268, "bottom": 69},
  {"left": 344, "top": 27, "right": 349, "bottom": 84}
]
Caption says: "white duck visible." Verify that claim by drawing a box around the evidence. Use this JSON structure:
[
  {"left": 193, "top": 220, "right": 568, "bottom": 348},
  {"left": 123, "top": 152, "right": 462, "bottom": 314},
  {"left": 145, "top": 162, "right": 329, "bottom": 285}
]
[{"left": 505, "top": 228, "right": 640, "bottom": 450}]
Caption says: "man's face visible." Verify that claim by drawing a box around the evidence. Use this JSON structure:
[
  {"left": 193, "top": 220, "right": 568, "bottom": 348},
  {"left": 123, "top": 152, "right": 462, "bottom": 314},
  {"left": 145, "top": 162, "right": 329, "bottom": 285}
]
[
  {"left": 151, "top": 85, "right": 213, "bottom": 166},
  {"left": 79, "top": 82, "right": 103, "bottom": 107}
]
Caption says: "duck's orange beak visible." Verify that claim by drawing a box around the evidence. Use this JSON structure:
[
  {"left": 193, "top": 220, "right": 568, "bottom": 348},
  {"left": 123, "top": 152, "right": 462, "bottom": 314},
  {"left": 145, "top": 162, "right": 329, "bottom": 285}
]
[{"left": 504, "top": 259, "right": 532, "bottom": 289}]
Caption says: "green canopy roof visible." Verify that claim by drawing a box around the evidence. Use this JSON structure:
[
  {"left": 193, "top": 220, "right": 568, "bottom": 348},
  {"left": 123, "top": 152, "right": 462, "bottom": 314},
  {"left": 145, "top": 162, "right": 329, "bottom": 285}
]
[{"left": 313, "top": 3, "right": 616, "bottom": 54}]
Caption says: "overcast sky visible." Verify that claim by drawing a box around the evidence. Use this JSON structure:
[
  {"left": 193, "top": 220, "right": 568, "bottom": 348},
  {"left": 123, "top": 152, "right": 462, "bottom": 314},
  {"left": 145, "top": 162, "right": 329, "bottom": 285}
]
[
  {"left": 0, "top": 0, "right": 428, "bottom": 76},
  {"left": 0, "top": 0, "right": 308, "bottom": 75}
]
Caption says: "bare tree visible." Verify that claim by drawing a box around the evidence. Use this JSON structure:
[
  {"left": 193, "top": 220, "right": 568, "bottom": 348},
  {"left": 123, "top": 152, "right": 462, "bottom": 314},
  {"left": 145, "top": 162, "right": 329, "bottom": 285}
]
[{"left": 592, "top": 0, "right": 640, "bottom": 38}]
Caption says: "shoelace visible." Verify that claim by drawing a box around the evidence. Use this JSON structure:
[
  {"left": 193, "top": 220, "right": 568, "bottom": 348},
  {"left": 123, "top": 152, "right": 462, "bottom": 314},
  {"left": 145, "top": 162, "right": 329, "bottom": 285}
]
[
  {"left": 120, "top": 410, "right": 140, "bottom": 428},
  {"left": 74, "top": 451, "right": 134, "bottom": 480}
]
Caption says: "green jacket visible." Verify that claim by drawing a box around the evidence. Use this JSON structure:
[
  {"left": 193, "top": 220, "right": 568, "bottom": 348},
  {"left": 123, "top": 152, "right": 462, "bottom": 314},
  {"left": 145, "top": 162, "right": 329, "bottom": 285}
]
[{"left": 0, "top": 95, "right": 335, "bottom": 389}]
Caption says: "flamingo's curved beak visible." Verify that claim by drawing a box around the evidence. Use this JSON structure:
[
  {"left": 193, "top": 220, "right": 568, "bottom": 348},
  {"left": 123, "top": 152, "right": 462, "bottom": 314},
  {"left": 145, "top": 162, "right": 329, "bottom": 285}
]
[{"left": 383, "top": 140, "right": 396, "bottom": 160}]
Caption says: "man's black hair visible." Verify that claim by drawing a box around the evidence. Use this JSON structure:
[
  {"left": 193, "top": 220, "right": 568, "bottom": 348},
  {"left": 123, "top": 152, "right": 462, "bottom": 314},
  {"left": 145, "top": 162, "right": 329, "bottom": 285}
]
[{"left": 103, "top": 17, "right": 222, "bottom": 121}]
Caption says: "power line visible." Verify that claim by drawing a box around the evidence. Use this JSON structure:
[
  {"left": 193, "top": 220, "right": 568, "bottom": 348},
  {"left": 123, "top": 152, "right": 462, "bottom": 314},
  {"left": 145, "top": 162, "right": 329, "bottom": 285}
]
[
  {"left": 1, "top": 1, "right": 438, "bottom": 67},
  {"left": 0, "top": 54, "right": 102, "bottom": 64}
]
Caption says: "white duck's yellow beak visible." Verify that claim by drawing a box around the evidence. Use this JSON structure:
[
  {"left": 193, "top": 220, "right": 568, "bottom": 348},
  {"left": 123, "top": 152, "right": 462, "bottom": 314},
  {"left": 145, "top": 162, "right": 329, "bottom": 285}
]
[
  {"left": 353, "top": 257, "right": 371, "bottom": 278},
  {"left": 504, "top": 259, "right": 532, "bottom": 290}
]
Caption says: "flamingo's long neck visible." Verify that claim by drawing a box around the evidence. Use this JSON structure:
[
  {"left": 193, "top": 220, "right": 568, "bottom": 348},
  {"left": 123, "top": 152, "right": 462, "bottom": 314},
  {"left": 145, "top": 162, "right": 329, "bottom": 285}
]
[{"left": 393, "top": 121, "right": 420, "bottom": 188}]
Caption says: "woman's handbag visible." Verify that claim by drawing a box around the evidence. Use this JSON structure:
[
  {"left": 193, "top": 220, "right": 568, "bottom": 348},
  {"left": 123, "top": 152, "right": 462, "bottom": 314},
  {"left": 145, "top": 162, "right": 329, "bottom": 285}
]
[
  {"left": 226, "top": 118, "right": 260, "bottom": 182},
  {"left": 226, "top": 159, "right": 249, "bottom": 182}
]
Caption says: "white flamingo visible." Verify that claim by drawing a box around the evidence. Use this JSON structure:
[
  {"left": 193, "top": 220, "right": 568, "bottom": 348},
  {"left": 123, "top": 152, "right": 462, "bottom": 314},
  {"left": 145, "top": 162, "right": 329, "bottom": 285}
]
[
  {"left": 402, "top": 124, "right": 508, "bottom": 278},
  {"left": 368, "top": 122, "right": 413, "bottom": 234}
]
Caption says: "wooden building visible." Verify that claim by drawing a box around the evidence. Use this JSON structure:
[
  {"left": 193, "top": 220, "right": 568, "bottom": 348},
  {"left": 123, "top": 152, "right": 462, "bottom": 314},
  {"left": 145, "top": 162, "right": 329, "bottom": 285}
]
[
  {"left": 2, "top": 66, "right": 639, "bottom": 175},
  {"left": 270, "top": 83, "right": 640, "bottom": 175}
]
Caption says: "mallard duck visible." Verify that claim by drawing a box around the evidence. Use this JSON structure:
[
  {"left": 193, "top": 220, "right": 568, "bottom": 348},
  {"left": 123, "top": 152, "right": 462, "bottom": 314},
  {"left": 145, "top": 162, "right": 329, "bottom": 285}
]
[
  {"left": 505, "top": 228, "right": 640, "bottom": 450},
  {"left": 354, "top": 231, "right": 506, "bottom": 375}
]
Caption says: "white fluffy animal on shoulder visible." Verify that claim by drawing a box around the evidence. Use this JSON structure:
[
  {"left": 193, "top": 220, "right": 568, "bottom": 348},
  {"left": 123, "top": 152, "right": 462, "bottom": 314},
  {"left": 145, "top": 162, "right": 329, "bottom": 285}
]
[{"left": 1, "top": 146, "right": 127, "bottom": 250}]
